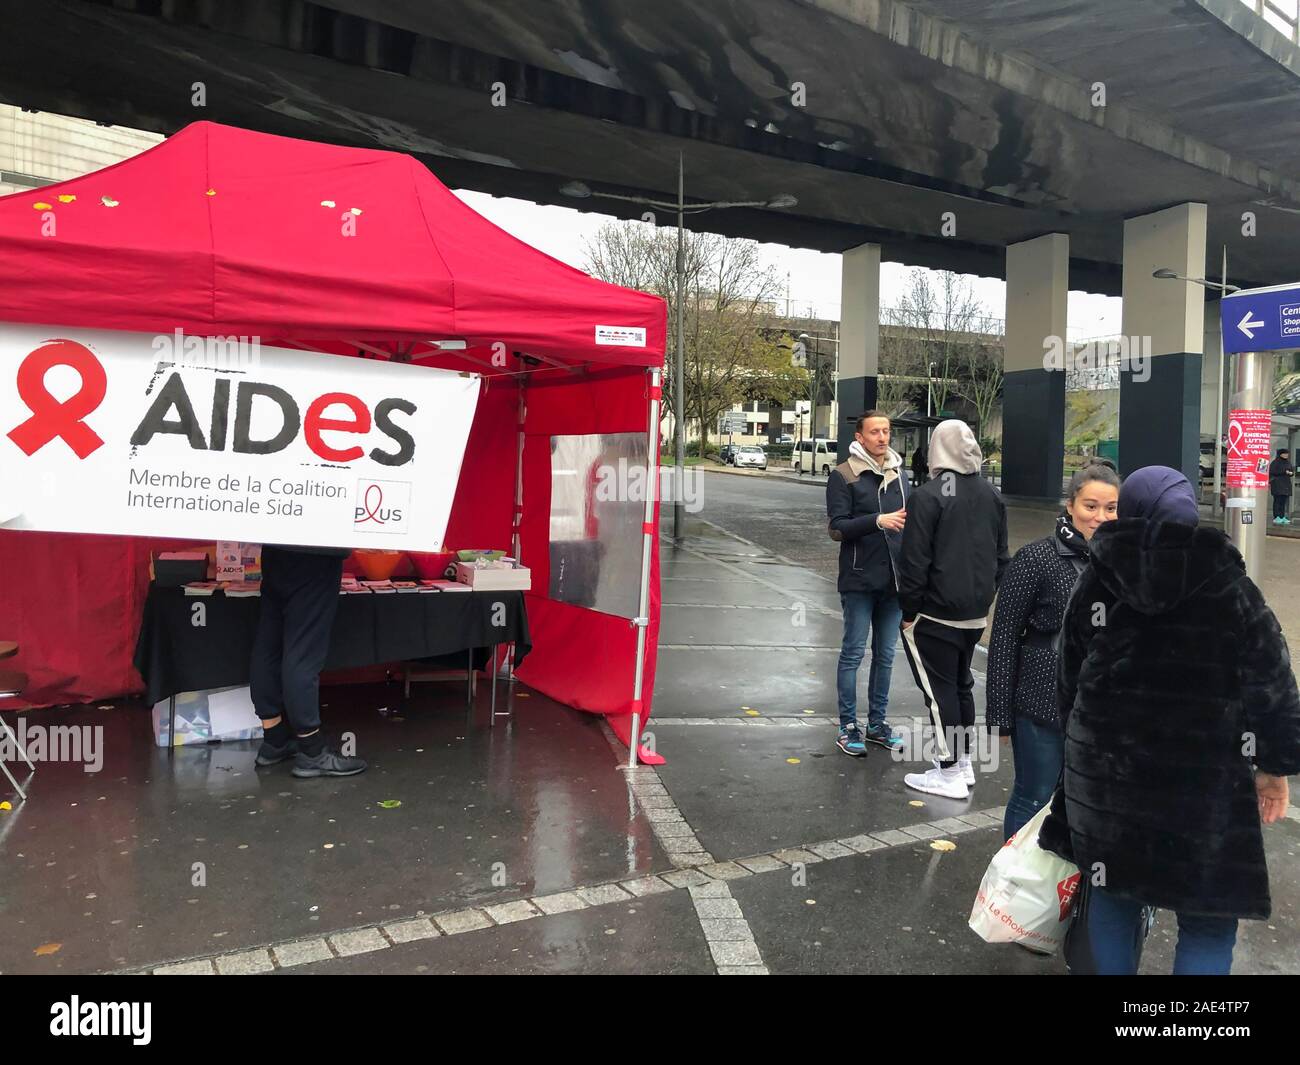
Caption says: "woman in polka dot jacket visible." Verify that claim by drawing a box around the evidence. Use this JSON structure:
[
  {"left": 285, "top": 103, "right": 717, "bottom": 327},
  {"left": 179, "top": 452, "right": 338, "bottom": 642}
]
[{"left": 987, "top": 463, "right": 1120, "bottom": 840}]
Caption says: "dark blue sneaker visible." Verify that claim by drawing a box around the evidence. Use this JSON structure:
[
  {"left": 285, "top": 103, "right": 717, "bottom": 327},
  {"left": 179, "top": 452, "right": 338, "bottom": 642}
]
[
  {"left": 836, "top": 726, "right": 867, "bottom": 757},
  {"left": 863, "top": 724, "right": 904, "bottom": 751}
]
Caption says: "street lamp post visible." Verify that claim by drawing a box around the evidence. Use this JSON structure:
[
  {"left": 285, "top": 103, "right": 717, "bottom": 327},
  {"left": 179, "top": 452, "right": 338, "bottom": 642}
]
[
  {"left": 798, "top": 330, "right": 840, "bottom": 461},
  {"left": 561, "top": 169, "right": 796, "bottom": 542}
]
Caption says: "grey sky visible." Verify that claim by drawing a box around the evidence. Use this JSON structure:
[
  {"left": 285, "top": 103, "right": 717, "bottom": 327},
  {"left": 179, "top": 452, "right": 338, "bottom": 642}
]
[{"left": 456, "top": 189, "right": 1123, "bottom": 342}]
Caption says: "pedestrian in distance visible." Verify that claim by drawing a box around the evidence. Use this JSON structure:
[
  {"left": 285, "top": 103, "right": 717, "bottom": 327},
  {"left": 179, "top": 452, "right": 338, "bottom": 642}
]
[
  {"left": 1269, "top": 448, "right": 1293, "bottom": 525},
  {"left": 826, "top": 411, "right": 910, "bottom": 757},
  {"left": 911, "top": 445, "right": 928, "bottom": 486},
  {"left": 987, "top": 462, "right": 1120, "bottom": 840}
]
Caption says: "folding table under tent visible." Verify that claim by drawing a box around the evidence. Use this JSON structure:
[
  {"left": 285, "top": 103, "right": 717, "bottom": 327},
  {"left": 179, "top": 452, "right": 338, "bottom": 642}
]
[{"left": 0, "top": 121, "right": 669, "bottom": 763}]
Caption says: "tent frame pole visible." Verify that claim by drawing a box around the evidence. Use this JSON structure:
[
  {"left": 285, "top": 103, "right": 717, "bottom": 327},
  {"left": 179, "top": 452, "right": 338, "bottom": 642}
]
[
  {"left": 507, "top": 377, "right": 526, "bottom": 694},
  {"left": 627, "top": 366, "right": 663, "bottom": 769}
]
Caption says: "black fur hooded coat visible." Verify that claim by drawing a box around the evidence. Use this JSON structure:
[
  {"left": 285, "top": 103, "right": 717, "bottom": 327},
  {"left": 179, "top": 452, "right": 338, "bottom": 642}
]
[{"left": 1038, "top": 519, "right": 1300, "bottom": 919}]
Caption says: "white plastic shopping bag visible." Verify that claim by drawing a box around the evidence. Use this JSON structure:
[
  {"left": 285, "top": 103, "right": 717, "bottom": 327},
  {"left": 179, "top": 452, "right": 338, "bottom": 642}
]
[{"left": 968, "top": 802, "right": 1081, "bottom": 955}]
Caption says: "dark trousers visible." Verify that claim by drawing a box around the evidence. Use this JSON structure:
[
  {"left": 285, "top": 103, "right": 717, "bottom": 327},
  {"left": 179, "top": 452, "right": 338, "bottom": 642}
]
[
  {"left": 1274, "top": 494, "right": 1289, "bottom": 520},
  {"left": 900, "top": 617, "right": 981, "bottom": 767},
  {"left": 1081, "top": 888, "right": 1236, "bottom": 975},
  {"left": 249, "top": 547, "right": 344, "bottom": 735}
]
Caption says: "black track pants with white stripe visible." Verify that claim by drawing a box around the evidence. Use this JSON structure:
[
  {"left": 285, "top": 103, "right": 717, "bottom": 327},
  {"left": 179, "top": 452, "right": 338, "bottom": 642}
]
[{"left": 900, "top": 617, "right": 981, "bottom": 767}]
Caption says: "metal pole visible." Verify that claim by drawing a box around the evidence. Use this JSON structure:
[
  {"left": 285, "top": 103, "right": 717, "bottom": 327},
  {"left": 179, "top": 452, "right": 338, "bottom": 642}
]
[
  {"left": 672, "top": 152, "right": 686, "bottom": 542},
  {"left": 509, "top": 377, "right": 526, "bottom": 692},
  {"left": 1213, "top": 245, "right": 1227, "bottom": 519},
  {"left": 1227, "top": 350, "right": 1274, "bottom": 582},
  {"left": 628, "top": 366, "right": 664, "bottom": 769},
  {"left": 512, "top": 379, "right": 525, "bottom": 564}
]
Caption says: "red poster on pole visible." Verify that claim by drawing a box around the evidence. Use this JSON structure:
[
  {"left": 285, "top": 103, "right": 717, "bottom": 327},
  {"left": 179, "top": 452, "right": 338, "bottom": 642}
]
[{"left": 1226, "top": 409, "right": 1272, "bottom": 489}]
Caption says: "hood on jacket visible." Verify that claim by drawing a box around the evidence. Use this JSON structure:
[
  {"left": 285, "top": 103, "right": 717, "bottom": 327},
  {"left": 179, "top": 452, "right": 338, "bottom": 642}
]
[
  {"left": 1088, "top": 518, "right": 1244, "bottom": 616},
  {"left": 928, "top": 419, "right": 982, "bottom": 476},
  {"left": 848, "top": 439, "right": 902, "bottom": 478}
]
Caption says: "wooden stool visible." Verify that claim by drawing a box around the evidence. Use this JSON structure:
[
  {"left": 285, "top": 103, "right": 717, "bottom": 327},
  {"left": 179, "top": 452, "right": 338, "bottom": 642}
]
[{"left": 0, "top": 667, "right": 34, "bottom": 801}]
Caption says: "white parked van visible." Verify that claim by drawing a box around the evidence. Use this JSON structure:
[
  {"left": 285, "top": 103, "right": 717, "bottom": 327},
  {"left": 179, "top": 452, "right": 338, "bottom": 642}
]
[{"left": 791, "top": 438, "right": 838, "bottom": 476}]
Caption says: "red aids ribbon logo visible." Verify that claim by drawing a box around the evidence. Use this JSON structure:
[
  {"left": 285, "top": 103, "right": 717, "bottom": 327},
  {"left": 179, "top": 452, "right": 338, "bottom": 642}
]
[
  {"left": 1056, "top": 872, "right": 1081, "bottom": 923},
  {"left": 356, "top": 482, "right": 386, "bottom": 525},
  {"left": 1227, "top": 418, "right": 1245, "bottom": 457},
  {"left": 7, "top": 340, "right": 107, "bottom": 458}
]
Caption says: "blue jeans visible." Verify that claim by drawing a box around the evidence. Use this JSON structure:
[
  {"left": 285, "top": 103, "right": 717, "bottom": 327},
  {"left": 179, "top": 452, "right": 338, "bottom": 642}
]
[
  {"left": 837, "top": 590, "right": 902, "bottom": 732},
  {"left": 1003, "top": 713, "right": 1065, "bottom": 841},
  {"left": 1084, "top": 887, "right": 1237, "bottom": 975}
]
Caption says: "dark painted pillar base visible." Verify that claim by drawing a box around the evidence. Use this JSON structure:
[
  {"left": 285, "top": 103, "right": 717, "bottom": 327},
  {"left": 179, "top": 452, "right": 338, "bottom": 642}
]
[
  {"left": 1002, "top": 367, "right": 1066, "bottom": 498},
  {"left": 835, "top": 375, "right": 877, "bottom": 463},
  {"left": 1118, "top": 352, "right": 1201, "bottom": 485}
]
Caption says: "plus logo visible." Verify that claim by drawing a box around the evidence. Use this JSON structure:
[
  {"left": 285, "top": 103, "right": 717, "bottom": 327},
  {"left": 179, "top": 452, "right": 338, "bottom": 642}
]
[
  {"left": 353, "top": 478, "right": 411, "bottom": 534},
  {"left": 6, "top": 340, "right": 108, "bottom": 458}
]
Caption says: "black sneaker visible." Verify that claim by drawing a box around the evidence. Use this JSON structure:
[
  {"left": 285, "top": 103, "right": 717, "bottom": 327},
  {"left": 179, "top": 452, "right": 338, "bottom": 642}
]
[
  {"left": 291, "top": 747, "right": 368, "bottom": 778},
  {"left": 862, "top": 724, "right": 904, "bottom": 752},
  {"left": 836, "top": 726, "right": 868, "bottom": 757},
  {"left": 255, "top": 738, "right": 298, "bottom": 767}
]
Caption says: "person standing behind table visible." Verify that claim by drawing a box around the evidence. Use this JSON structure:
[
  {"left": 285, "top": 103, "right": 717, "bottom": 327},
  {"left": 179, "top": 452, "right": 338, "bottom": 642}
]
[
  {"left": 1269, "top": 448, "right": 1294, "bottom": 525},
  {"left": 251, "top": 544, "right": 368, "bottom": 778},
  {"left": 826, "top": 411, "right": 910, "bottom": 756},
  {"left": 1038, "top": 466, "right": 1300, "bottom": 975},
  {"left": 987, "top": 463, "right": 1120, "bottom": 840},
  {"left": 896, "top": 420, "right": 1009, "bottom": 799}
]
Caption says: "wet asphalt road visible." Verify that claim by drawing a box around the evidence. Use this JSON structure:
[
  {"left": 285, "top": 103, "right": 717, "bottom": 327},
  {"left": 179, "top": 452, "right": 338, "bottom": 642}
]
[{"left": 692, "top": 466, "right": 1300, "bottom": 648}]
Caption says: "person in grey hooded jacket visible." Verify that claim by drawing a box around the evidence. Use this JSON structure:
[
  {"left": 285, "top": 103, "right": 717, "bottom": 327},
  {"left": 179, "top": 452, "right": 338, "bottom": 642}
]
[{"left": 896, "top": 419, "right": 1009, "bottom": 799}]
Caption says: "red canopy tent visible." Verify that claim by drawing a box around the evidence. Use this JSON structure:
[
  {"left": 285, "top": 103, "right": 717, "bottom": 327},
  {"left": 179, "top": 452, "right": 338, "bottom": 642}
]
[{"left": 0, "top": 121, "right": 667, "bottom": 761}]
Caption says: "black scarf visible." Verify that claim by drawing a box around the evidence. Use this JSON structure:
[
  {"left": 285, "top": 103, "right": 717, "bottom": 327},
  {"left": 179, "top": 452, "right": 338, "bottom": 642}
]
[{"left": 1055, "top": 515, "right": 1089, "bottom": 573}]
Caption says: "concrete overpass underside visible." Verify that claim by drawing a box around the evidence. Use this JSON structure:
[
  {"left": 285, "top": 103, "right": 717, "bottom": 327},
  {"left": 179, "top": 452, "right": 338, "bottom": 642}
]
[{"left": 2, "top": 0, "right": 1300, "bottom": 294}]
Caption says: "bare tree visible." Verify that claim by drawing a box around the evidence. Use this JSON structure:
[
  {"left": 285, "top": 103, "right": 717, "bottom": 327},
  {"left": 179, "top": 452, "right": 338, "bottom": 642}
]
[
  {"left": 583, "top": 220, "right": 796, "bottom": 450},
  {"left": 881, "top": 269, "right": 1003, "bottom": 446},
  {"left": 956, "top": 339, "right": 1004, "bottom": 441},
  {"left": 888, "top": 269, "right": 999, "bottom": 416},
  {"left": 877, "top": 323, "right": 925, "bottom": 418}
]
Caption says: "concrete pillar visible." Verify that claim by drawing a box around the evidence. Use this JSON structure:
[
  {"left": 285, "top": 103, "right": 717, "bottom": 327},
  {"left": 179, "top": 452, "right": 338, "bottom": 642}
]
[
  {"left": 1002, "top": 233, "right": 1069, "bottom": 498},
  {"left": 836, "top": 243, "right": 880, "bottom": 462},
  {"left": 1119, "top": 203, "right": 1207, "bottom": 483}
]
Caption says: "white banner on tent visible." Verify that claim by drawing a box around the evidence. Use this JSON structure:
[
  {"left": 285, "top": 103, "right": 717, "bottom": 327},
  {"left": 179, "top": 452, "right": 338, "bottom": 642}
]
[{"left": 0, "top": 324, "right": 479, "bottom": 550}]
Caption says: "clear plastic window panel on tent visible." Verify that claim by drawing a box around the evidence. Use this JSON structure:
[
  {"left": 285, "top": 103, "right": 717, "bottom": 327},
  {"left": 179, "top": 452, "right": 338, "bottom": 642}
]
[{"left": 547, "top": 432, "right": 649, "bottom": 620}]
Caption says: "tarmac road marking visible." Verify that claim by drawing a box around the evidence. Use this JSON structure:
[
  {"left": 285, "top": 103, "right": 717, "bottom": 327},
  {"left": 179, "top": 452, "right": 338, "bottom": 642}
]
[{"left": 130, "top": 803, "right": 1009, "bottom": 976}]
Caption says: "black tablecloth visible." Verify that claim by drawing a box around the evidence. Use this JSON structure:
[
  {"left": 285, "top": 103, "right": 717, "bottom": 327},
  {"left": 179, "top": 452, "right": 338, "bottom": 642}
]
[{"left": 133, "top": 586, "right": 531, "bottom": 706}]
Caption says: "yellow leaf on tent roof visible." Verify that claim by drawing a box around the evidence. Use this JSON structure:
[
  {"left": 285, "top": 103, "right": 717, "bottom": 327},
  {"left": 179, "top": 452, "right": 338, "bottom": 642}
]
[
  {"left": 57, "top": 194, "right": 76, "bottom": 203},
  {"left": 32, "top": 202, "right": 51, "bottom": 210}
]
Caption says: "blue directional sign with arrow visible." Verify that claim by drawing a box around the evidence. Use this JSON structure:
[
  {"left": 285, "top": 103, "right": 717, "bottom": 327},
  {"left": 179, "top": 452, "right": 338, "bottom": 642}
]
[{"left": 1221, "top": 283, "right": 1300, "bottom": 354}]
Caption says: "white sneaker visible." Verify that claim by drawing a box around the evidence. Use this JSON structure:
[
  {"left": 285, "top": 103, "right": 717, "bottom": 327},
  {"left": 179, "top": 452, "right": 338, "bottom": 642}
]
[
  {"left": 904, "top": 765, "right": 969, "bottom": 800},
  {"left": 958, "top": 757, "right": 976, "bottom": 787}
]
